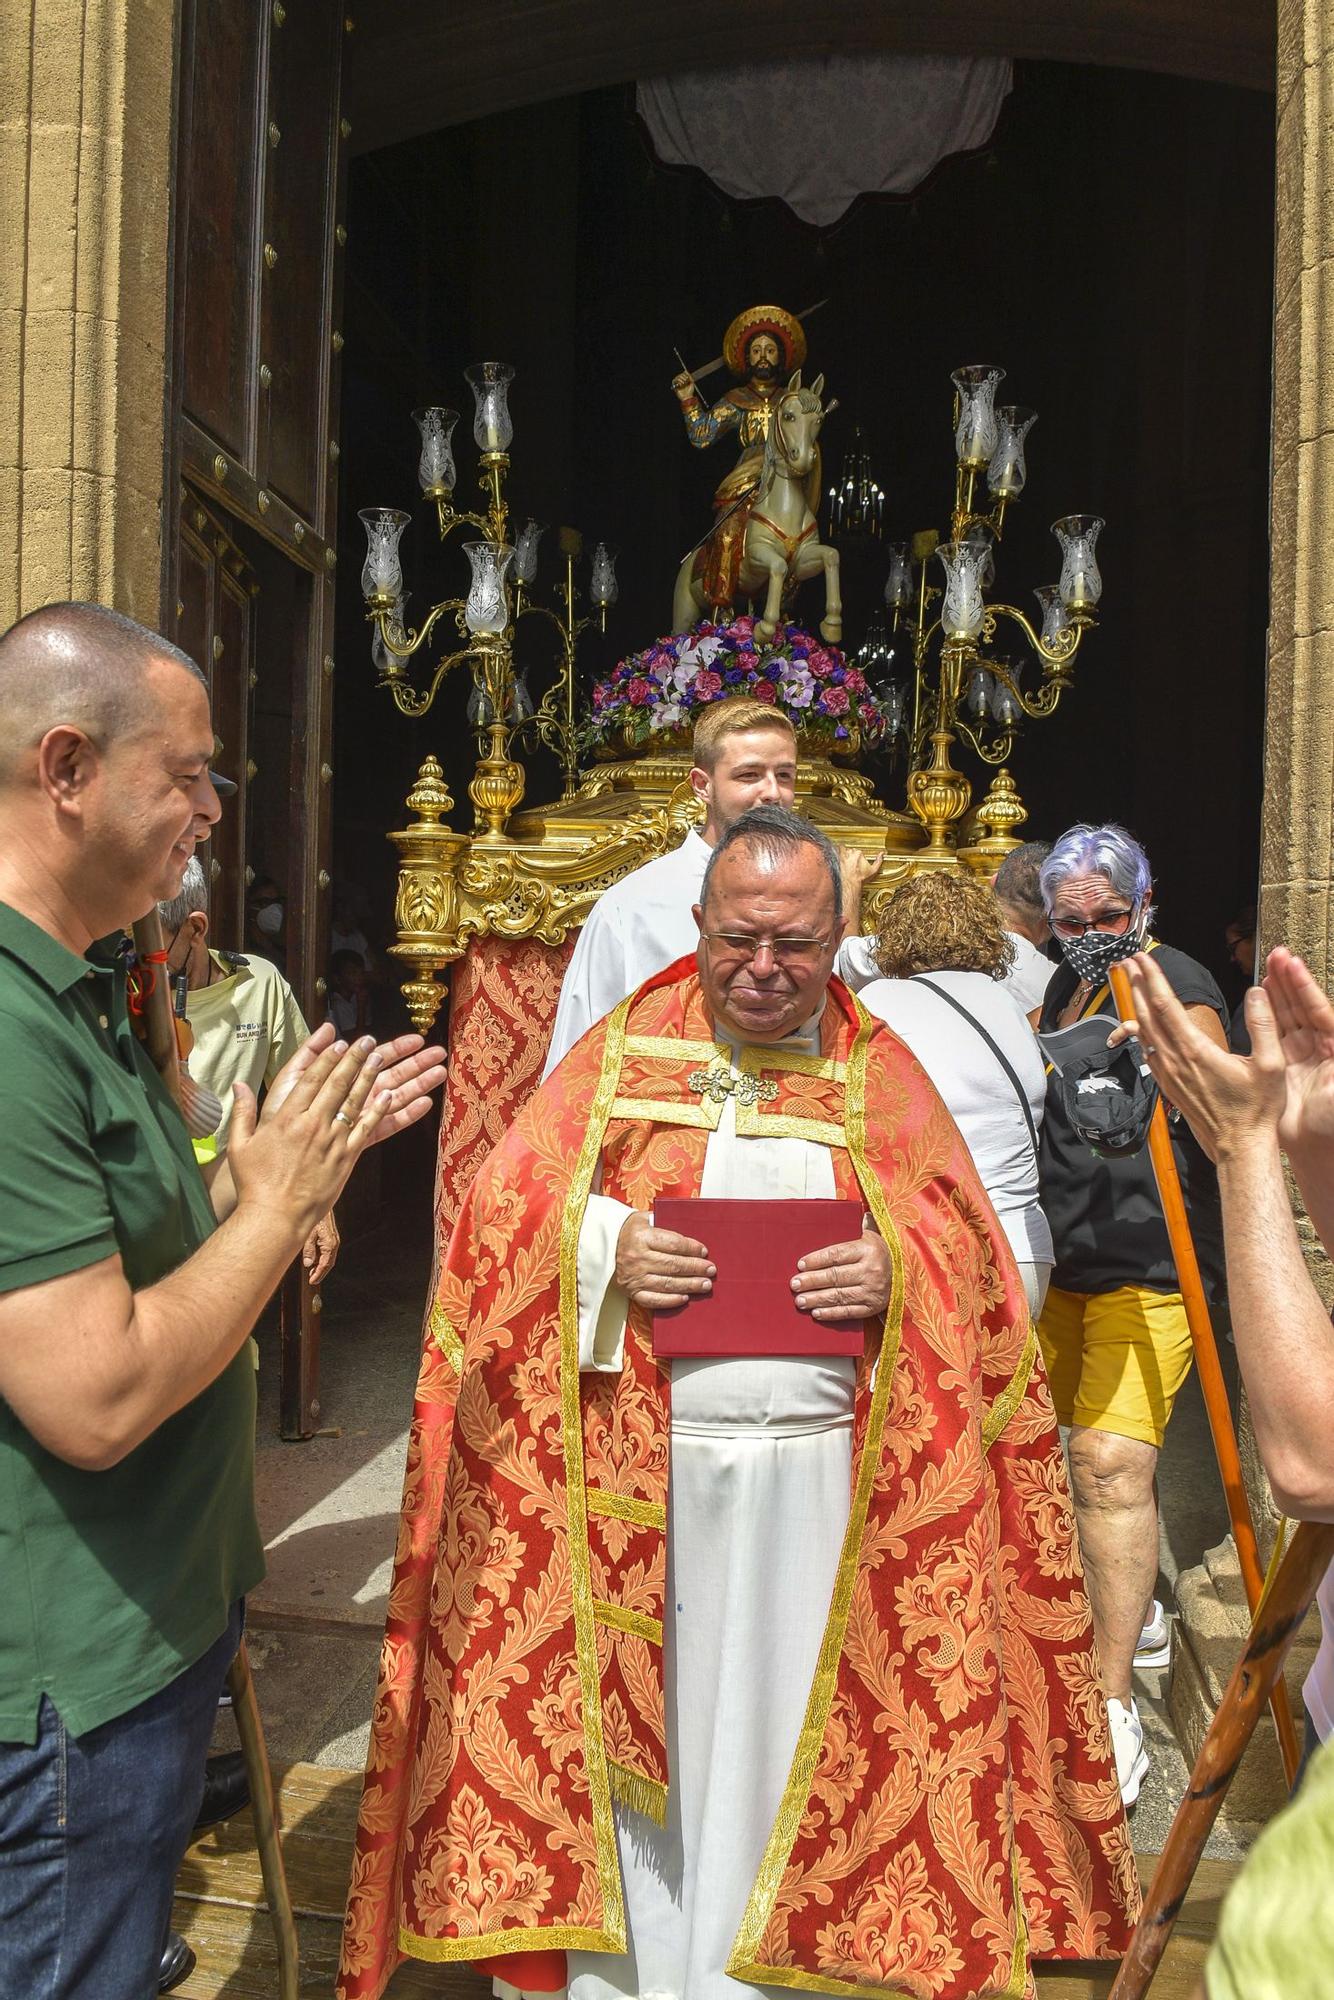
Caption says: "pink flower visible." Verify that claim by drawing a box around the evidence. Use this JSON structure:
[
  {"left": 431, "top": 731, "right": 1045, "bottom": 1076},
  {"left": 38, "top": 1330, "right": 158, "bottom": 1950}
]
[
  {"left": 843, "top": 667, "right": 867, "bottom": 695},
  {"left": 808, "top": 649, "right": 834, "bottom": 679},
  {"left": 754, "top": 679, "right": 777, "bottom": 701},
  {"left": 626, "top": 676, "right": 655, "bottom": 706},
  {"left": 693, "top": 669, "right": 724, "bottom": 699},
  {"left": 731, "top": 615, "right": 756, "bottom": 636},
  {"left": 820, "top": 685, "right": 850, "bottom": 715}
]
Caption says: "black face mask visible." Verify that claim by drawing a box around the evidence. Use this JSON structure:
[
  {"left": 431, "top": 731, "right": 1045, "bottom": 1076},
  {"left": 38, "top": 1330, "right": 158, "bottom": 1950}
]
[{"left": 1056, "top": 905, "right": 1149, "bottom": 985}]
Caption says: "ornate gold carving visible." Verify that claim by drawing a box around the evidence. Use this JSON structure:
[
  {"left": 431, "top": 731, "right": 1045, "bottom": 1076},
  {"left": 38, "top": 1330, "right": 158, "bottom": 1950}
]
[
  {"left": 687, "top": 1063, "right": 779, "bottom": 1107},
  {"left": 905, "top": 725, "right": 973, "bottom": 865},
  {"left": 959, "top": 767, "right": 1030, "bottom": 875}
]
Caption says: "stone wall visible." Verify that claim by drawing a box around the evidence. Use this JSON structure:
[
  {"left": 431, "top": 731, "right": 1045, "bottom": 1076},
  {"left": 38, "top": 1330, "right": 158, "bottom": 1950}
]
[{"left": 0, "top": 0, "right": 175, "bottom": 627}]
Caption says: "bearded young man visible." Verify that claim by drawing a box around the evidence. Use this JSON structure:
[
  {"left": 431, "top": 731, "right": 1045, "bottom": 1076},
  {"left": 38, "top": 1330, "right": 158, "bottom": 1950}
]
[
  {"left": 340, "top": 804, "right": 1138, "bottom": 2000},
  {"left": 542, "top": 696, "right": 798, "bottom": 1075}
]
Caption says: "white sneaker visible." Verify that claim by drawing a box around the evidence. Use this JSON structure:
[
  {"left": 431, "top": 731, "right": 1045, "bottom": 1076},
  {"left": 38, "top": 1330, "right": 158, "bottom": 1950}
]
[
  {"left": 1108, "top": 1695, "right": 1150, "bottom": 1807},
  {"left": 1134, "top": 1599, "right": 1171, "bottom": 1670}
]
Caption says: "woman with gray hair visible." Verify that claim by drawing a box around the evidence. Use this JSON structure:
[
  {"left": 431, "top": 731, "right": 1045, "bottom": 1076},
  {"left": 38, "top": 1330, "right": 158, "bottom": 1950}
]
[{"left": 1036, "top": 821, "right": 1228, "bottom": 1809}]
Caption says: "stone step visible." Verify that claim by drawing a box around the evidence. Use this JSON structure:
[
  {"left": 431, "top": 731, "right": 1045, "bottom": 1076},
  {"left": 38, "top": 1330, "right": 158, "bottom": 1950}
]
[{"left": 169, "top": 1762, "right": 1235, "bottom": 2000}]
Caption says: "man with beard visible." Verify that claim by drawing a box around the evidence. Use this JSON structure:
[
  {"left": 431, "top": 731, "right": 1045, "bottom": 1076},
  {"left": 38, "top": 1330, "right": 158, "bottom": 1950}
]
[
  {"left": 340, "top": 805, "right": 1137, "bottom": 2000},
  {"left": 670, "top": 304, "right": 817, "bottom": 629}
]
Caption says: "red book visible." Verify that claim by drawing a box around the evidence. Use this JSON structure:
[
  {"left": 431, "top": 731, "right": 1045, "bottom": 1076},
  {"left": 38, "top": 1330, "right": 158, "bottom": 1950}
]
[{"left": 651, "top": 1198, "right": 867, "bottom": 1357}]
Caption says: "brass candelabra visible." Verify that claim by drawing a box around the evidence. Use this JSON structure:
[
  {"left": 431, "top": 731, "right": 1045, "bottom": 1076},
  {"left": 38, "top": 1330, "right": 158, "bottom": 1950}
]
[
  {"left": 357, "top": 363, "right": 616, "bottom": 840},
  {"left": 879, "top": 365, "right": 1103, "bottom": 861}
]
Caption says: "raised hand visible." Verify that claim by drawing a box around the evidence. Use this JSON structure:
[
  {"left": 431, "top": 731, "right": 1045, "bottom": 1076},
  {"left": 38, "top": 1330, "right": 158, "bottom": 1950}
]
[
  {"left": 1121, "top": 954, "right": 1284, "bottom": 1163},
  {"left": 263, "top": 1025, "right": 446, "bottom": 1149},
  {"left": 615, "top": 1212, "right": 715, "bottom": 1311},
  {"left": 1262, "top": 946, "right": 1334, "bottom": 1160}
]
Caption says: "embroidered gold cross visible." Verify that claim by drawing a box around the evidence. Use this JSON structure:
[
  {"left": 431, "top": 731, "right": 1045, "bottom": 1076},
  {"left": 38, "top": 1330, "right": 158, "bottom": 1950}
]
[{"left": 687, "top": 1063, "right": 779, "bottom": 1106}]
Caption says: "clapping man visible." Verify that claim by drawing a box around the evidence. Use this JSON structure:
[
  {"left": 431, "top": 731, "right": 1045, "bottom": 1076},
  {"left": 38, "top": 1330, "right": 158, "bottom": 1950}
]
[{"left": 0, "top": 603, "right": 444, "bottom": 2000}]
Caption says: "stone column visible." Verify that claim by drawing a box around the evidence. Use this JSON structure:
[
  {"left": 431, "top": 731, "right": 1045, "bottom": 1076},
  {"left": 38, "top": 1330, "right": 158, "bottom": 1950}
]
[
  {"left": 1168, "top": 0, "right": 1334, "bottom": 1820},
  {"left": 0, "top": 0, "right": 175, "bottom": 628}
]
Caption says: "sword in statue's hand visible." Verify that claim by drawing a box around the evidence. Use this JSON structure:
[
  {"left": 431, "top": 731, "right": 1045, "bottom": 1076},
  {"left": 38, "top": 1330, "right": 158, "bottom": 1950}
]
[{"left": 675, "top": 299, "right": 830, "bottom": 388}]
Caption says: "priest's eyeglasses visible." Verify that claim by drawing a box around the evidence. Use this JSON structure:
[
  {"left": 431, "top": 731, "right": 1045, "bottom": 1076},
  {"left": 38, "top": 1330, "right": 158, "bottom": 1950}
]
[
  {"left": 699, "top": 931, "right": 831, "bottom": 966},
  {"left": 1049, "top": 904, "right": 1136, "bottom": 940}
]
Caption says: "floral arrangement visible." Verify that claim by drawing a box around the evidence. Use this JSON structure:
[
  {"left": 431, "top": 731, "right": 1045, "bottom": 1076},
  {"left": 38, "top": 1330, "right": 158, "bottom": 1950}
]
[{"left": 586, "top": 617, "right": 891, "bottom": 753}]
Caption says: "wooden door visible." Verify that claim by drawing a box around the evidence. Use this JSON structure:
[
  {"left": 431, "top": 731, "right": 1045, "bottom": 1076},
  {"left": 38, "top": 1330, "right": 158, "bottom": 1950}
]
[{"left": 164, "top": 0, "right": 350, "bottom": 1437}]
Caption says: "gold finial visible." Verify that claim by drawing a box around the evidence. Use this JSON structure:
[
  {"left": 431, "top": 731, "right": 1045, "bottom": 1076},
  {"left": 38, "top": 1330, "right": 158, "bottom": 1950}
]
[
  {"left": 405, "top": 755, "right": 455, "bottom": 825},
  {"left": 975, "top": 768, "right": 1028, "bottom": 842}
]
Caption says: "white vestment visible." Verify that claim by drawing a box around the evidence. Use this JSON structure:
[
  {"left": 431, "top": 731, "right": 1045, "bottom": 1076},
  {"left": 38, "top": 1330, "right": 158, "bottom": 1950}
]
[
  {"left": 500, "top": 1015, "right": 856, "bottom": 2000},
  {"left": 543, "top": 832, "right": 713, "bottom": 1078},
  {"left": 543, "top": 830, "right": 871, "bottom": 1078}
]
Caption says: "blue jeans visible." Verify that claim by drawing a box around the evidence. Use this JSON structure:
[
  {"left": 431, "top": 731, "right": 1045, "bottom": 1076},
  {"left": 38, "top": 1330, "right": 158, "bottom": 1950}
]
[{"left": 0, "top": 1603, "right": 241, "bottom": 2000}]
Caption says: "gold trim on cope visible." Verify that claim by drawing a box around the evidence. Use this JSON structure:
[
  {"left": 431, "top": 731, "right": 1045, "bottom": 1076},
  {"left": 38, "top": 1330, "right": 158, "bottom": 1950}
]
[
  {"left": 399, "top": 1922, "right": 617, "bottom": 1965},
  {"left": 587, "top": 1489, "right": 667, "bottom": 1530},
  {"left": 982, "top": 1322, "right": 1037, "bottom": 1452},
  {"left": 608, "top": 1759, "right": 668, "bottom": 1827},
  {"left": 559, "top": 996, "right": 635, "bottom": 1951},
  {"left": 594, "top": 1601, "right": 663, "bottom": 1646},
  {"left": 427, "top": 1303, "right": 464, "bottom": 1374}
]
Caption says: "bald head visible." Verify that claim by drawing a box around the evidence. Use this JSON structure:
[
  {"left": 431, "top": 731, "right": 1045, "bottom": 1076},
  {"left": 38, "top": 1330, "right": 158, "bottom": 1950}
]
[{"left": 0, "top": 603, "right": 206, "bottom": 787}]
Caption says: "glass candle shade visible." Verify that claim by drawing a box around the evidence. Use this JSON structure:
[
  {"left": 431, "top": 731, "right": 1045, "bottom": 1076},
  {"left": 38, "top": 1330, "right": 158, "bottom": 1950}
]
[
  {"left": 465, "top": 361, "right": 515, "bottom": 453},
  {"left": 358, "top": 507, "right": 411, "bottom": 602},
  {"left": 884, "top": 541, "right": 913, "bottom": 610},
  {"left": 961, "top": 519, "right": 996, "bottom": 591},
  {"left": 882, "top": 682, "right": 905, "bottom": 736},
  {"left": 512, "top": 519, "right": 546, "bottom": 586},
  {"left": 987, "top": 406, "right": 1037, "bottom": 499},
  {"left": 413, "top": 406, "right": 458, "bottom": 495},
  {"left": 952, "top": 364, "right": 1005, "bottom": 469},
  {"left": 1053, "top": 514, "right": 1104, "bottom": 613},
  {"left": 936, "top": 539, "right": 988, "bottom": 642},
  {"left": 966, "top": 665, "right": 994, "bottom": 718},
  {"left": 463, "top": 540, "right": 514, "bottom": 637},
  {"left": 990, "top": 661, "right": 1023, "bottom": 727},
  {"left": 1033, "top": 584, "right": 1070, "bottom": 650},
  {"left": 589, "top": 541, "right": 618, "bottom": 609},
  {"left": 371, "top": 593, "right": 408, "bottom": 674}
]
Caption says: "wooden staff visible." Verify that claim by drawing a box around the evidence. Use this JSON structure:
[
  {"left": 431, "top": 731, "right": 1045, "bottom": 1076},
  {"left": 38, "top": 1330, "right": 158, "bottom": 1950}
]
[
  {"left": 1108, "top": 1516, "right": 1334, "bottom": 2000},
  {"left": 130, "top": 911, "right": 301, "bottom": 2000},
  {"left": 1107, "top": 961, "right": 1301, "bottom": 1786}
]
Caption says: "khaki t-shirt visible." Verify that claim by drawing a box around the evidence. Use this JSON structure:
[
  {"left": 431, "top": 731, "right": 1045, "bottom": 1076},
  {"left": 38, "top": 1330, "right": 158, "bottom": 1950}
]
[{"left": 186, "top": 951, "right": 309, "bottom": 1151}]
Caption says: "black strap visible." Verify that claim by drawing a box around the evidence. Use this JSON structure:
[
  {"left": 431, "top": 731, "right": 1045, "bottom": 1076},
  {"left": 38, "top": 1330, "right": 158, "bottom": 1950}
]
[{"left": 912, "top": 976, "right": 1040, "bottom": 1167}]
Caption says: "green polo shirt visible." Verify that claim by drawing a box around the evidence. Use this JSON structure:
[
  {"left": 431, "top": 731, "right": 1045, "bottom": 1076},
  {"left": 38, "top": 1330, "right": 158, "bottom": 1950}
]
[{"left": 0, "top": 901, "right": 264, "bottom": 1744}]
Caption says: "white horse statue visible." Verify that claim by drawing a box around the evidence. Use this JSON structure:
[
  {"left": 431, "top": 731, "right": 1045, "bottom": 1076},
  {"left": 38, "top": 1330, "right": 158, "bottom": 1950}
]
[{"left": 671, "top": 371, "right": 842, "bottom": 643}]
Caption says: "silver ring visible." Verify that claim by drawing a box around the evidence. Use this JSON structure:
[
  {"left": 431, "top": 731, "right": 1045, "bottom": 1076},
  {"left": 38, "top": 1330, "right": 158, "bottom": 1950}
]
[{"left": 334, "top": 1110, "right": 353, "bottom": 1127}]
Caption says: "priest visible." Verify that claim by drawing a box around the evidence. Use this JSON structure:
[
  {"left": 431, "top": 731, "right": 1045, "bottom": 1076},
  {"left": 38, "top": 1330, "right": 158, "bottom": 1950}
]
[
  {"left": 542, "top": 696, "right": 797, "bottom": 1076},
  {"left": 339, "top": 805, "right": 1138, "bottom": 2000}
]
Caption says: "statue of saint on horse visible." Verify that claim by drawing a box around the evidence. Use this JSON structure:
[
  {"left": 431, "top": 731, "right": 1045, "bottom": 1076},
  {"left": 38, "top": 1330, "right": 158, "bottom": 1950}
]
[{"left": 670, "top": 304, "right": 842, "bottom": 642}]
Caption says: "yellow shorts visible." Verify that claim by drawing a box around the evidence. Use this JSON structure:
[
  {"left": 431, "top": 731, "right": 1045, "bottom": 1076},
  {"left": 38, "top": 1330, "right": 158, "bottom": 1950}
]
[{"left": 1037, "top": 1283, "right": 1195, "bottom": 1449}]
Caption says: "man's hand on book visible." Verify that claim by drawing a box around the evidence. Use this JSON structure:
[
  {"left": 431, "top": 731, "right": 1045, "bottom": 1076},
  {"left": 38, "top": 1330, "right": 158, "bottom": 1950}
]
[
  {"left": 793, "top": 1230, "right": 890, "bottom": 1322},
  {"left": 616, "top": 1212, "right": 716, "bottom": 1311}
]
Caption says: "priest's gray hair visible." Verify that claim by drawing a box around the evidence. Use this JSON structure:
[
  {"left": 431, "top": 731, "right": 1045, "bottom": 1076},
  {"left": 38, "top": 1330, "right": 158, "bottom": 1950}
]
[
  {"left": 1040, "top": 822, "right": 1153, "bottom": 913},
  {"left": 700, "top": 803, "right": 843, "bottom": 922},
  {"left": 158, "top": 854, "right": 209, "bottom": 931}
]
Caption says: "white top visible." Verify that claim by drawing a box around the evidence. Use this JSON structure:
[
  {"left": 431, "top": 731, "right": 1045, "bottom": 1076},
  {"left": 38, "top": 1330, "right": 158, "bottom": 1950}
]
[
  {"left": 543, "top": 830, "right": 713, "bottom": 1078},
  {"left": 856, "top": 969, "right": 1052, "bottom": 1266},
  {"left": 1004, "top": 930, "right": 1057, "bottom": 1014},
  {"left": 1305, "top": 1566, "right": 1334, "bottom": 1741}
]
